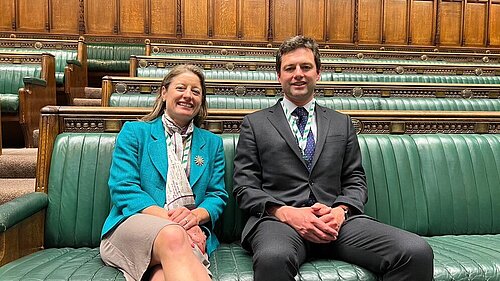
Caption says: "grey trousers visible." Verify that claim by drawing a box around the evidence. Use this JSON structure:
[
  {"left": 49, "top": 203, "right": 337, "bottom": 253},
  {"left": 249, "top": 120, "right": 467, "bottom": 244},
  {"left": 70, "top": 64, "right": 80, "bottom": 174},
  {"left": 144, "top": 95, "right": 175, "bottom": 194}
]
[{"left": 247, "top": 217, "right": 434, "bottom": 281}]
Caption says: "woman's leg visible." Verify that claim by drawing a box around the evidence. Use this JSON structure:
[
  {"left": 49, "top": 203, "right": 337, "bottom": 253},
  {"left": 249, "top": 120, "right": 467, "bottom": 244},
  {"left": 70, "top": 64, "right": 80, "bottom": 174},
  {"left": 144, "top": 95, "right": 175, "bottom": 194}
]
[{"left": 149, "top": 224, "right": 211, "bottom": 281}]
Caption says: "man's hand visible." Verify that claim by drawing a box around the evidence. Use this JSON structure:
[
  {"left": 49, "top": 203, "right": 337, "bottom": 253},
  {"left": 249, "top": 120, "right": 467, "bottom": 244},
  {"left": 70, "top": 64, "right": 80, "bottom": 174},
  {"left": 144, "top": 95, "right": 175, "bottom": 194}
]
[
  {"left": 311, "top": 203, "right": 347, "bottom": 233},
  {"left": 272, "top": 206, "right": 338, "bottom": 243},
  {"left": 186, "top": 225, "right": 207, "bottom": 254}
]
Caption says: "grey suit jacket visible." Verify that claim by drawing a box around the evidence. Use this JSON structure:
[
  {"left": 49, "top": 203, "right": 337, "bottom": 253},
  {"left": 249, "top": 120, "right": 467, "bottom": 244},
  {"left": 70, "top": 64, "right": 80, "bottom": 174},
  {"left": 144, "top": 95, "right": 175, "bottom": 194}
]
[{"left": 233, "top": 100, "right": 368, "bottom": 248}]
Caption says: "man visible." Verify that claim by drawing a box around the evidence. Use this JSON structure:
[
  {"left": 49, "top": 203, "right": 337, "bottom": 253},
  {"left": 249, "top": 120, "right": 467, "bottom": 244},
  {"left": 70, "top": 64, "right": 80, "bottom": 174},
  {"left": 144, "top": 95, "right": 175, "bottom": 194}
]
[{"left": 233, "top": 36, "right": 433, "bottom": 281}]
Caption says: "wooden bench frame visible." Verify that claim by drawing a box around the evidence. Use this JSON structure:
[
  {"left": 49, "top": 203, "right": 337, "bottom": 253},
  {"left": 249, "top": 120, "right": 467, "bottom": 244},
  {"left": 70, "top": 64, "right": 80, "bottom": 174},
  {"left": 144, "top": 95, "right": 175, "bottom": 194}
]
[
  {"left": 130, "top": 55, "right": 500, "bottom": 78},
  {"left": 0, "top": 37, "right": 88, "bottom": 105},
  {"left": 145, "top": 40, "right": 500, "bottom": 64},
  {"left": 0, "top": 52, "right": 56, "bottom": 147},
  {"left": 101, "top": 76, "right": 500, "bottom": 107}
]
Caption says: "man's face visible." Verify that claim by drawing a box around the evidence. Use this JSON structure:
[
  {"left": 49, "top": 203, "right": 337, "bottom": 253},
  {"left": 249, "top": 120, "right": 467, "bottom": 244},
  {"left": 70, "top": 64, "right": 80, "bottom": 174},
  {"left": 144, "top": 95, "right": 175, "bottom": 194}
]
[{"left": 278, "top": 48, "right": 320, "bottom": 106}]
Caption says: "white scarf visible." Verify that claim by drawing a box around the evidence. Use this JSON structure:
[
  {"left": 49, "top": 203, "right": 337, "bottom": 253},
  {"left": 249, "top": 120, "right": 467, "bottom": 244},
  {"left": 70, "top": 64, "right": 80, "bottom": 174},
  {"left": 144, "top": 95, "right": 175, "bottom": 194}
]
[{"left": 162, "top": 114, "right": 196, "bottom": 210}]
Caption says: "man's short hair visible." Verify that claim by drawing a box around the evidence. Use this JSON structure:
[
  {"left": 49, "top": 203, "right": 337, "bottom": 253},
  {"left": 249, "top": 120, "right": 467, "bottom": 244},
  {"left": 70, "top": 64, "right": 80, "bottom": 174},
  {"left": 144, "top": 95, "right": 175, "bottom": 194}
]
[{"left": 275, "top": 35, "right": 321, "bottom": 73}]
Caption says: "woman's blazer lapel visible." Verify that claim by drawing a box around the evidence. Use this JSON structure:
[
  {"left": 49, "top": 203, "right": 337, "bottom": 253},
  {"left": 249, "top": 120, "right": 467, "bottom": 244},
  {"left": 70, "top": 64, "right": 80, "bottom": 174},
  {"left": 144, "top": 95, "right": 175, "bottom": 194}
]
[
  {"left": 148, "top": 118, "right": 168, "bottom": 182},
  {"left": 146, "top": 119, "right": 208, "bottom": 189},
  {"left": 189, "top": 127, "right": 208, "bottom": 188}
]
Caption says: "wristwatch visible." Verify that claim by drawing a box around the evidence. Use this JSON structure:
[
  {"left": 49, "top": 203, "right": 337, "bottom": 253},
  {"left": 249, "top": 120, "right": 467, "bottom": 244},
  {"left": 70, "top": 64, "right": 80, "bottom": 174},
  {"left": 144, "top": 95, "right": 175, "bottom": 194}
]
[{"left": 340, "top": 206, "right": 350, "bottom": 220}]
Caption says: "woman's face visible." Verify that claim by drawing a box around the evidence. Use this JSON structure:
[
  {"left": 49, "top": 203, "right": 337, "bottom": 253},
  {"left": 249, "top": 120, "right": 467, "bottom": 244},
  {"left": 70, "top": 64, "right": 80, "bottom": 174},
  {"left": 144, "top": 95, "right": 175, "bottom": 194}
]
[{"left": 162, "top": 71, "right": 203, "bottom": 127}]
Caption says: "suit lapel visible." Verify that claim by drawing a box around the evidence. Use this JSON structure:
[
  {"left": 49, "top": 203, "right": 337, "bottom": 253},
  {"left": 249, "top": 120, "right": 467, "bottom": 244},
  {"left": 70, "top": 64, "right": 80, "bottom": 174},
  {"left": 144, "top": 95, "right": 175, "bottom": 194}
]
[
  {"left": 189, "top": 127, "right": 207, "bottom": 188},
  {"left": 148, "top": 118, "right": 168, "bottom": 182},
  {"left": 267, "top": 101, "right": 305, "bottom": 164},
  {"left": 311, "top": 104, "right": 330, "bottom": 170}
]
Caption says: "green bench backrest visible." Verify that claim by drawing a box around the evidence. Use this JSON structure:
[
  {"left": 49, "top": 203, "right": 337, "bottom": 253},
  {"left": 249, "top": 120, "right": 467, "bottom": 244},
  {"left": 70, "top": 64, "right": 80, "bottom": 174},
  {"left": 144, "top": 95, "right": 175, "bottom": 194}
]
[
  {"left": 360, "top": 134, "right": 500, "bottom": 236},
  {"left": 151, "top": 52, "right": 500, "bottom": 67},
  {"left": 379, "top": 98, "right": 500, "bottom": 111},
  {"left": 137, "top": 67, "right": 280, "bottom": 80},
  {"left": 44, "top": 132, "right": 500, "bottom": 248},
  {"left": 324, "top": 73, "right": 500, "bottom": 84},
  {"left": 0, "top": 49, "right": 76, "bottom": 85},
  {"left": 109, "top": 94, "right": 499, "bottom": 111},
  {"left": 0, "top": 64, "right": 42, "bottom": 113},
  {"left": 138, "top": 67, "right": 500, "bottom": 84},
  {"left": 88, "top": 44, "right": 144, "bottom": 72},
  {"left": 110, "top": 95, "right": 381, "bottom": 110},
  {"left": 45, "top": 133, "right": 115, "bottom": 248}
]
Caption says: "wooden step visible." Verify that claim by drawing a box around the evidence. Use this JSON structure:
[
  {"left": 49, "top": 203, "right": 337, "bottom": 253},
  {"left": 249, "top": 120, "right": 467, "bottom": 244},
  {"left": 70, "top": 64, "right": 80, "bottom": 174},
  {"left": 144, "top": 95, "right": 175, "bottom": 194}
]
[
  {"left": 73, "top": 98, "right": 102, "bottom": 106},
  {"left": 0, "top": 178, "right": 35, "bottom": 205},
  {"left": 0, "top": 148, "right": 37, "bottom": 178}
]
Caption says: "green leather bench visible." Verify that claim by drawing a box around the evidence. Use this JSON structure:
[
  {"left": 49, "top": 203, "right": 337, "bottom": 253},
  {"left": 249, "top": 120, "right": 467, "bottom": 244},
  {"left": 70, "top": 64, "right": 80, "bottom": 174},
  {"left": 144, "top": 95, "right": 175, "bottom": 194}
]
[
  {"left": 88, "top": 43, "right": 144, "bottom": 73},
  {"left": 109, "top": 95, "right": 382, "bottom": 110},
  {"left": 0, "top": 108, "right": 499, "bottom": 280},
  {"left": 0, "top": 37, "right": 88, "bottom": 105},
  {"left": 0, "top": 53, "right": 56, "bottom": 147},
  {"left": 108, "top": 93, "right": 500, "bottom": 111},
  {"left": 135, "top": 66, "right": 500, "bottom": 84}
]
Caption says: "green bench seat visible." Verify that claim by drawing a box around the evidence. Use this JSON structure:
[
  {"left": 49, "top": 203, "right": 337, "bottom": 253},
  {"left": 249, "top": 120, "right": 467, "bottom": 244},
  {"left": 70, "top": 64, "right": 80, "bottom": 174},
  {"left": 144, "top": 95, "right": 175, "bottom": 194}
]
[{"left": 0, "top": 114, "right": 499, "bottom": 280}]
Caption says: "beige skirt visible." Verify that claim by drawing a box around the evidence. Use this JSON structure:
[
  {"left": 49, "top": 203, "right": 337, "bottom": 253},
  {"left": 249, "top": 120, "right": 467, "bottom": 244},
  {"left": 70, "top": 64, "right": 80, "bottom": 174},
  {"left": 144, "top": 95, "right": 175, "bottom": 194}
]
[{"left": 100, "top": 214, "right": 210, "bottom": 281}]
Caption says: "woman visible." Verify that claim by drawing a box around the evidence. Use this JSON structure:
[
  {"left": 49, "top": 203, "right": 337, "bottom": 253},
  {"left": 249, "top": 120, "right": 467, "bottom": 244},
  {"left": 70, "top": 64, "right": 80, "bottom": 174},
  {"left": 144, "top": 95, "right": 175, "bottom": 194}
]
[{"left": 100, "top": 64, "right": 228, "bottom": 281}]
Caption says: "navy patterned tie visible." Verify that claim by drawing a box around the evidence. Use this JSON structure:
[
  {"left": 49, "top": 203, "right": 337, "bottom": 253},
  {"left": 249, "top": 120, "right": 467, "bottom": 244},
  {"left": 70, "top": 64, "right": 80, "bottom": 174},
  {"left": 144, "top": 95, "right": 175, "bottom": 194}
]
[{"left": 292, "top": 107, "right": 315, "bottom": 171}]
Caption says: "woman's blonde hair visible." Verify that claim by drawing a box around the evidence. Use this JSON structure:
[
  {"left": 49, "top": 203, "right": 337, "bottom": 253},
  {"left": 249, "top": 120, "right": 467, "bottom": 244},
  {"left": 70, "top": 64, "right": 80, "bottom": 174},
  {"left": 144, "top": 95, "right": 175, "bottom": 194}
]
[{"left": 141, "top": 64, "right": 208, "bottom": 127}]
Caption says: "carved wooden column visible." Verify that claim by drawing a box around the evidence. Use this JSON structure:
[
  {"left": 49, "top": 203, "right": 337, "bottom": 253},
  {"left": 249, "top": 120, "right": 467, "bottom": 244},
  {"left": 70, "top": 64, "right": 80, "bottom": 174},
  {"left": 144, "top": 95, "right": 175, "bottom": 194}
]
[
  {"left": 267, "top": 0, "right": 274, "bottom": 41},
  {"left": 176, "top": 0, "right": 183, "bottom": 37},
  {"left": 78, "top": 0, "right": 85, "bottom": 34}
]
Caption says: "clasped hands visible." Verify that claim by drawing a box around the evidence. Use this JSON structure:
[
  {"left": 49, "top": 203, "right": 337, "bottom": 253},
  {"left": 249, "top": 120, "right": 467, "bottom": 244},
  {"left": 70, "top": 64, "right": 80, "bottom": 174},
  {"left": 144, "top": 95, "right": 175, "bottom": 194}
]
[
  {"left": 168, "top": 207, "right": 207, "bottom": 254},
  {"left": 273, "top": 203, "right": 346, "bottom": 244}
]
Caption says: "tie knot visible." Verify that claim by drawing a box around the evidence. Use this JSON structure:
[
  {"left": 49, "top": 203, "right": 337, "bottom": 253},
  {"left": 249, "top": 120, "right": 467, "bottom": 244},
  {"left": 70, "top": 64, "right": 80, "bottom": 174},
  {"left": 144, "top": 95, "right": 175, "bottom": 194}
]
[{"left": 292, "top": 107, "right": 308, "bottom": 118}]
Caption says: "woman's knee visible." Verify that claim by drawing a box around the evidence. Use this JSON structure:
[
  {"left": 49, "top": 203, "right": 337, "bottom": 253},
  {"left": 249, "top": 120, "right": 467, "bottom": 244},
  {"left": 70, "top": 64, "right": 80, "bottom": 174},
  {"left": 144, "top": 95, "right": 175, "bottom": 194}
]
[{"left": 154, "top": 224, "right": 190, "bottom": 253}]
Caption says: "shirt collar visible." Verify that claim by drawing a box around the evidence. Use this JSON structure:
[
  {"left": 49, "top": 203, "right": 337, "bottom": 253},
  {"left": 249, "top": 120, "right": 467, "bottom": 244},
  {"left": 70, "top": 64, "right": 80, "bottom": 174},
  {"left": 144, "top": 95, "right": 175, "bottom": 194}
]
[{"left": 281, "top": 97, "right": 316, "bottom": 119}]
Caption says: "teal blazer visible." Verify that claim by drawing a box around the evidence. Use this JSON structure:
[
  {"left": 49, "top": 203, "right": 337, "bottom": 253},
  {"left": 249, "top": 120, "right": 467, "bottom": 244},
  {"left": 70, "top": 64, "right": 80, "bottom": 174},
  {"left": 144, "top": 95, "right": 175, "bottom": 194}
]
[{"left": 101, "top": 117, "right": 228, "bottom": 256}]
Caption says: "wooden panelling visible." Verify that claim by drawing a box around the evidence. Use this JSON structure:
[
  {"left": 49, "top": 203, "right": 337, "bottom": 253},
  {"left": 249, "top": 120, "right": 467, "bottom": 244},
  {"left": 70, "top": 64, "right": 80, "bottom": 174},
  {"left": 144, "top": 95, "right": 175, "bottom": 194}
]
[
  {"left": 302, "top": 0, "right": 325, "bottom": 41},
  {"left": 328, "top": 0, "right": 354, "bottom": 43},
  {"left": 50, "top": 0, "right": 79, "bottom": 34},
  {"left": 213, "top": 0, "right": 238, "bottom": 39},
  {"left": 183, "top": 0, "right": 209, "bottom": 38},
  {"left": 150, "top": 0, "right": 176, "bottom": 36},
  {"left": 439, "top": 1, "right": 462, "bottom": 46},
  {"left": 17, "top": 0, "right": 46, "bottom": 32},
  {"left": 0, "top": 0, "right": 15, "bottom": 31},
  {"left": 119, "top": 0, "right": 146, "bottom": 34},
  {"left": 384, "top": 0, "right": 408, "bottom": 44},
  {"left": 1, "top": 0, "right": 499, "bottom": 49},
  {"left": 410, "top": 0, "right": 435, "bottom": 45},
  {"left": 464, "top": 1, "right": 487, "bottom": 46},
  {"left": 491, "top": 2, "right": 500, "bottom": 46},
  {"left": 85, "top": 0, "right": 116, "bottom": 34},
  {"left": 273, "top": 0, "right": 297, "bottom": 41},
  {"left": 240, "top": 0, "right": 268, "bottom": 40},
  {"left": 358, "top": 0, "right": 382, "bottom": 43}
]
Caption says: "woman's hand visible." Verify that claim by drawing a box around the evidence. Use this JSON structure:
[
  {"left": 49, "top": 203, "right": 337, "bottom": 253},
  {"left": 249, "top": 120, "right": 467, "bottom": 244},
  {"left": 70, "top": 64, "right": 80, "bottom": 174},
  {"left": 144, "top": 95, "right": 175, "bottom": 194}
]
[
  {"left": 187, "top": 225, "right": 207, "bottom": 254},
  {"left": 168, "top": 207, "right": 200, "bottom": 229}
]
